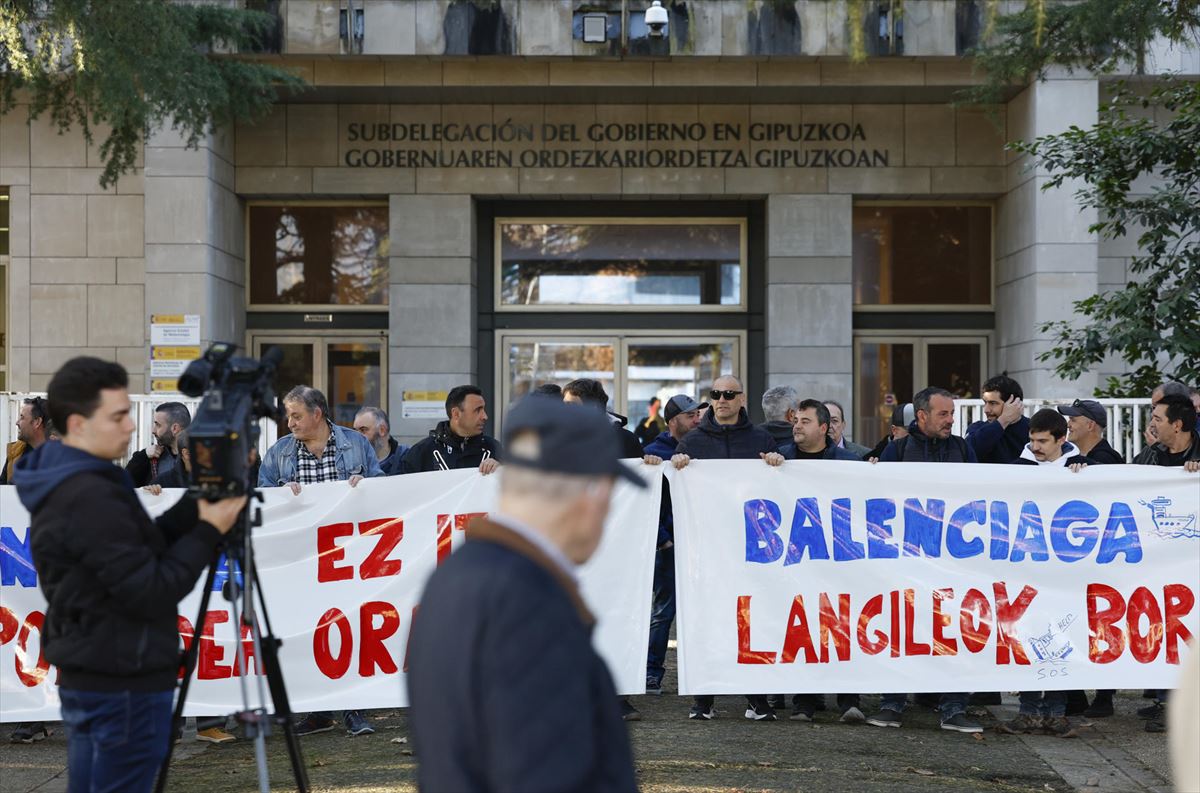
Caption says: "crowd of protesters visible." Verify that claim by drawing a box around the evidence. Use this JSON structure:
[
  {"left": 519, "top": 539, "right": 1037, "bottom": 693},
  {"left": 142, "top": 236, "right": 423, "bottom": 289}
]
[{"left": 6, "top": 371, "right": 1198, "bottom": 748}]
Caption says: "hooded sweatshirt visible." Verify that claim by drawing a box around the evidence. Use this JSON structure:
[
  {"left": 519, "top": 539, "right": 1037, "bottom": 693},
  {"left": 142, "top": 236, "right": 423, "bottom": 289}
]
[
  {"left": 13, "top": 440, "right": 221, "bottom": 692},
  {"left": 401, "top": 420, "right": 504, "bottom": 474}
]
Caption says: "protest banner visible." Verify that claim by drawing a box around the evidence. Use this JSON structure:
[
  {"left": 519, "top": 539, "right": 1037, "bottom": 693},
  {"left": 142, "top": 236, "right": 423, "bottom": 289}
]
[
  {"left": 0, "top": 463, "right": 661, "bottom": 722},
  {"left": 669, "top": 461, "right": 1199, "bottom": 694}
]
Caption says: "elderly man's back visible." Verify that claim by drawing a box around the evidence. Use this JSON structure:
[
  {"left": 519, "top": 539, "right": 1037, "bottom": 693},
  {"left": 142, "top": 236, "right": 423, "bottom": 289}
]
[{"left": 407, "top": 517, "right": 637, "bottom": 793}]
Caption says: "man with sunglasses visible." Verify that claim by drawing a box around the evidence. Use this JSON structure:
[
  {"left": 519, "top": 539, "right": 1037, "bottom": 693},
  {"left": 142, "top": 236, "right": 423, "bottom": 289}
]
[
  {"left": 2, "top": 396, "right": 50, "bottom": 485},
  {"left": 672, "top": 375, "right": 784, "bottom": 721}
]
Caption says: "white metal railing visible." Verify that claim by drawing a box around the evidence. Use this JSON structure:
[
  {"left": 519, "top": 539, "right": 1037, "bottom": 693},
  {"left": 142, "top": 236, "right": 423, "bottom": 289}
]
[
  {"left": 952, "top": 398, "right": 1153, "bottom": 461},
  {"left": 1, "top": 393, "right": 279, "bottom": 466}
]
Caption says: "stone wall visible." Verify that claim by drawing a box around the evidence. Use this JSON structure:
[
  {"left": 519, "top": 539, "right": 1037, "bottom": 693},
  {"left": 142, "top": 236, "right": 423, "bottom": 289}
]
[{"left": 0, "top": 105, "right": 146, "bottom": 392}]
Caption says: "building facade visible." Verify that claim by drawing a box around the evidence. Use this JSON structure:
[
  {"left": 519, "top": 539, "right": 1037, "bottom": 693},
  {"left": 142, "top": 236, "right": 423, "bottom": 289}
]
[{"left": 1, "top": 0, "right": 1195, "bottom": 444}]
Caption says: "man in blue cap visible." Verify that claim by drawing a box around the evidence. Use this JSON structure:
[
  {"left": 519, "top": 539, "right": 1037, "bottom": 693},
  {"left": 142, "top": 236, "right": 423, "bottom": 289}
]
[{"left": 407, "top": 395, "right": 644, "bottom": 792}]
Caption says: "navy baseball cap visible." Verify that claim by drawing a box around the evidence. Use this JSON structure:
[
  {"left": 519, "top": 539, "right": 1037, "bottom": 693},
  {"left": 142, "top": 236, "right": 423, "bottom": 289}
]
[
  {"left": 1058, "top": 399, "right": 1107, "bottom": 427},
  {"left": 503, "top": 395, "right": 646, "bottom": 488},
  {"left": 663, "top": 394, "right": 708, "bottom": 422}
]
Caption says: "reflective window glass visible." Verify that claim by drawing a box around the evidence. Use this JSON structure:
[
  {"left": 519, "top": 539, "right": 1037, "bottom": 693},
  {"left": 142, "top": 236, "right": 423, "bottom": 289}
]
[
  {"left": 249, "top": 205, "right": 389, "bottom": 307},
  {"left": 852, "top": 206, "right": 991, "bottom": 306},
  {"left": 626, "top": 341, "right": 735, "bottom": 414},
  {"left": 508, "top": 340, "right": 616, "bottom": 407},
  {"left": 499, "top": 221, "right": 743, "bottom": 308}
]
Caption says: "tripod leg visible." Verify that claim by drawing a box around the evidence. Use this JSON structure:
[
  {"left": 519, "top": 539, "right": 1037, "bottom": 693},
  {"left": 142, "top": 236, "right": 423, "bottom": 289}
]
[
  {"left": 154, "top": 558, "right": 220, "bottom": 793},
  {"left": 251, "top": 558, "right": 311, "bottom": 792}
]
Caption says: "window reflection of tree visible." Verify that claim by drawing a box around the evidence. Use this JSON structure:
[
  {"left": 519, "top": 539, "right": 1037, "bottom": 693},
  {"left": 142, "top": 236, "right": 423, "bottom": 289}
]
[
  {"left": 500, "top": 223, "right": 740, "bottom": 305},
  {"left": 258, "top": 206, "right": 388, "bottom": 305}
]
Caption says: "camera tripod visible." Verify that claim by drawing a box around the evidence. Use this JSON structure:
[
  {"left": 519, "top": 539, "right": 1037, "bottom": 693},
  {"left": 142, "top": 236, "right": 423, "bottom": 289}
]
[{"left": 155, "top": 489, "right": 310, "bottom": 793}]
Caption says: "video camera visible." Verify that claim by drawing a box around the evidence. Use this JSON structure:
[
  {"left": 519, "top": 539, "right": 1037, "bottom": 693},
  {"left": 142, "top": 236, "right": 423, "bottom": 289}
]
[{"left": 177, "top": 342, "right": 283, "bottom": 499}]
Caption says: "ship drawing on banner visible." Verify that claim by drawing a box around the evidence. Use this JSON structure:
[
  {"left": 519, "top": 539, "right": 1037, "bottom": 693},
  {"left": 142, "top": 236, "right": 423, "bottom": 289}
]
[
  {"left": 1139, "top": 496, "right": 1198, "bottom": 539},
  {"left": 1028, "top": 617, "right": 1074, "bottom": 666}
]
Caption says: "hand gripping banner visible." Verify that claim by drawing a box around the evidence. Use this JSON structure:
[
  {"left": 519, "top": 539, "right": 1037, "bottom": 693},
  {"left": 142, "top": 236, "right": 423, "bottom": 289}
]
[
  {"left": 0, "top": 463, "right": 662, "bottom": 722},
  {"left": 668, "top": 461, "right": 1199, "bottom": 695}
]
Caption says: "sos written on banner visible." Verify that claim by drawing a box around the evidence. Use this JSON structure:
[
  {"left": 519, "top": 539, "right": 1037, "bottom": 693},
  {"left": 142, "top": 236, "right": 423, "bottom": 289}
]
[
  {"left": 668, "top": 461, "right": 1199, "bottom": 695},
  {"left": 0, "top": 464, "right": 662, "bottom": 723}
]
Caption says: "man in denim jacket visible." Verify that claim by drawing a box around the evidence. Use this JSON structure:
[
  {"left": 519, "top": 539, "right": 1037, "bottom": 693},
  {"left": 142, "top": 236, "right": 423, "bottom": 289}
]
[
  {"left": 257, "top": 385, "right": 383, "bottom": 737},
  {"left": 258, "top": 385, "right": 384, "bottom": 494}
]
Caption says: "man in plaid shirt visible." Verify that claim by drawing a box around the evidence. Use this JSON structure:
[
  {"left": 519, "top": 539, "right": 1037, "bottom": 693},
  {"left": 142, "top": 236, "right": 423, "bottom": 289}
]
[{"left": 258, "top": 385, "right": 384, "bottom": 736}]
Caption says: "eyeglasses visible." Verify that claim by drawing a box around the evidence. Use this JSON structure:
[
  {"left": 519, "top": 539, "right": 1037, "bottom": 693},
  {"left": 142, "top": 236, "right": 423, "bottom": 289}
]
[{"left": 709, "top": 389, "right": 743, "bottom": 401}]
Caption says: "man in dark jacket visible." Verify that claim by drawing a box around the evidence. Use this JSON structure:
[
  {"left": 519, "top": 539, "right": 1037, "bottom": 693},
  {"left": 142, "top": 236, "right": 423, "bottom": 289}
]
[
  {"left": 759, "top": 385, "right": 800, "bottom": 452},
  {"left": 1, "top": 396, "right": 50, "bottom": 485},
  {"left": 780, "top": 399, "right": 863, "bottom": 461},
  {"left": 12, "top": 357, "right": 244, "bottom": 793},
  {"left": 125, "top": 402, "right": 190, "bottom": 487},
  {"left": 642, "top": 394, "right": 706, "bottom": 694},
  {"left": 1133, "top": 393, "right": 1200, "bottom": 733},
  {"left": 672, "top": 375, "right": 785, "bottom": 721},
  {"left": 870, "top": 385, "right": 980, "bottom": 734},
  {"left": 401, "top": 385, "right": 502, "bottom": 475},
  {"left": 353, "top": 406, "right": 408, "bottom": 475},
  {"left": 966, "top": 375, "right": 1029, "bottom": 464},
  {"left": 1058, "top": 399, "right": 1125, "bottom": 464},
  {"left": 878, "top": 387, "right": 979, "bottom": 464},
  {"left": 563, "top": 378, "right": 645, "bottom": 458},
  {"left": 407, "top": 395, "right": 642, "bottom": 793}
]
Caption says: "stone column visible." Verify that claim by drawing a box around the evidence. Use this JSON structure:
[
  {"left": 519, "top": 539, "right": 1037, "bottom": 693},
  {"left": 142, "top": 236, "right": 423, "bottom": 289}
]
[
  {"left": 388, "top": 194, "right": 477, "bottom": 442},
  {"left": 144, "top": 125, "right": 244, "bottom": 391},
  {"left": 997, "top": 77, "right": 1099, "bottom": 397},
  {"left": 2, "top": 104, "right": 146, "bottom": 391},
  {"left": 765, "top": 194, "right": 854, "bottom": 422}
]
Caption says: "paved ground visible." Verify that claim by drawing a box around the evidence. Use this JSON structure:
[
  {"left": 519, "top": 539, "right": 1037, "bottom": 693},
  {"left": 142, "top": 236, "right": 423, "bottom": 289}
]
[{"left": 0, "top": 654, "right": 1177, "bottom": 793}]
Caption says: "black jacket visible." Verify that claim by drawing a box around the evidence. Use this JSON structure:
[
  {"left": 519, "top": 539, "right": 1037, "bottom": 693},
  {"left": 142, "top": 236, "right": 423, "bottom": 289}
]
[
  {"left": 608, "top": 412, "right": 645, "bottom": 459},
  {"left": 125, "top": 447, "right": 180, "bottom": 488},
  {"left": 760, "top": 420, "right": 795, "bottom": 453},
  {"left": 13, "top": 441, "right": 221, "bottom": 693},
  {"left": 1133, "top": 431, "right": 1200, "bottom": 466},
  {"left": 780, "top": 438, "right": 862, "bottom": 461},
  {"left": 1079, "top": 437, "right": 1125, "bottom": 465},
  {"left": 677, "top": 408, "right": 777, "bottom": 460},
  {"left": 401, "top": 421, "right": 503, "bottom": 474},
  {"left": 408, "top": 519, "right": 637, "bottom": 793},
  {"left": 879, "top": 422, "right": 978, "bottom": 463},
  {"left": 966, "top": 416, "right": 1030, "bottom": 464}
]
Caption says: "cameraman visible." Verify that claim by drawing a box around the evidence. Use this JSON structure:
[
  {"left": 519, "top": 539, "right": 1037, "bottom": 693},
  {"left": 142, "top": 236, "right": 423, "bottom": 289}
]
[{"left": 12, "top": 357, "right": 246, "bottom": 793}]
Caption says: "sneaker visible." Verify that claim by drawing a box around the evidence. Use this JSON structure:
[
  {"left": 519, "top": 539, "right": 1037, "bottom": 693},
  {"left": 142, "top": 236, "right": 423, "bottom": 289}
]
[
  {"left": 295, "top": 713, "right": 337, "bottom": 736},
  {"left": 688, "top": 704, "right": 716, "bottom": 720},
  {"left": 1084, "top": 698, "right": 1114, "bottom": 718},
  {"left": 866, "top": 709, "right": 902, "bottom": 728},
  {"left": 344, "top": 711, "right": 375, "bottom": 736},
  {"left": 1146, "top": 719, "right": 1166, "bottom": 734},
  {"left": 745, "top": 703, "right": 777, "bottom": 721},
  {"left": 941, "top": 713, "right": 983, "bottom": 733},
  {"left": 789, "top": 706, "right": 814, "bottom": 722},
  {"left": 767, "top": 695, "right": 787, "bottom": 710},
  {"left": 1042, "top": 716, "right": 1076, "bottom": 738},
  {"left": 196, "top": 727, "right": 236, "bottom": 744},
  {"left": 645, "top": 680, "right": 663, "bottom": 696},
  {"left": 839, "top": 706, "right": 866, "bottom": 724},
  {"left": 998, "top": 713, "right": 1043, "bottom": 734},
  {"left": 9, "top": 723, "right": 51, "bottom": 744},
  {"left": 620, "top": 699, "right": 641, "bottom": 722},
  {"left": 1137, "top": 702, "right": 1164, "bottom": 720}
]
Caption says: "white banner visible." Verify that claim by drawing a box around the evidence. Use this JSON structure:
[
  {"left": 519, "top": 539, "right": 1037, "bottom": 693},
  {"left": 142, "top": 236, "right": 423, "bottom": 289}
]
[
  {"left": 0, "top": 464, "right": 661, "bottom": 722},
  {"left": 670, "top": 461, "right": 1200, "bottom": 694}
]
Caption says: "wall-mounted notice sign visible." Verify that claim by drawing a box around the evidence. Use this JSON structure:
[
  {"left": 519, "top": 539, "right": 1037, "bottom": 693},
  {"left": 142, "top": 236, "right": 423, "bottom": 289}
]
[
  {"left": 402, "top": 390, "right": 448, "bottom": 420},
  {"left": 149, "top": 316, "right": 202, "bottom": 392},
  {"left": 150, "top": 314, "right": 201, "bottom": 346}
]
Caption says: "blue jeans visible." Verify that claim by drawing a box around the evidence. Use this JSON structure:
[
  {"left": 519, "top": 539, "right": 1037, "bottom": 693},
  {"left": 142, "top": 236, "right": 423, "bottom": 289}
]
[
  {"left": 60, "top": 688, "right": 174, "bottom": 793},
  {"left": 645, "top": 547, "right": 676, "bottom": 686},
  {"left": 880, "top": 692, "right": 969, "bottom": 721},
  {"left": 1018, "top": 690, "right": 1066, "bottom": 717}
]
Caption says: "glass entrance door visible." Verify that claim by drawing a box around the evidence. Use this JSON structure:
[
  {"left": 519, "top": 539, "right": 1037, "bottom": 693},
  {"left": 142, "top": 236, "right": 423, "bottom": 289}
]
[
  {"left": 855, "top": 335, "right": 987, "bottom": 447},
  {"left": 500, "top": 333, "right": 742, "bottom": 430},
  {"left": 250, "top": 334, "right": 387, "bottom": 434}
]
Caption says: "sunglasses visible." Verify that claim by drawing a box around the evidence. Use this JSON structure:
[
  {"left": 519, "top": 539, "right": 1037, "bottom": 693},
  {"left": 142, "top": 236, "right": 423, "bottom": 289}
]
[{"left": 709, "top": 389, "right": 743, "bottom": 401}]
